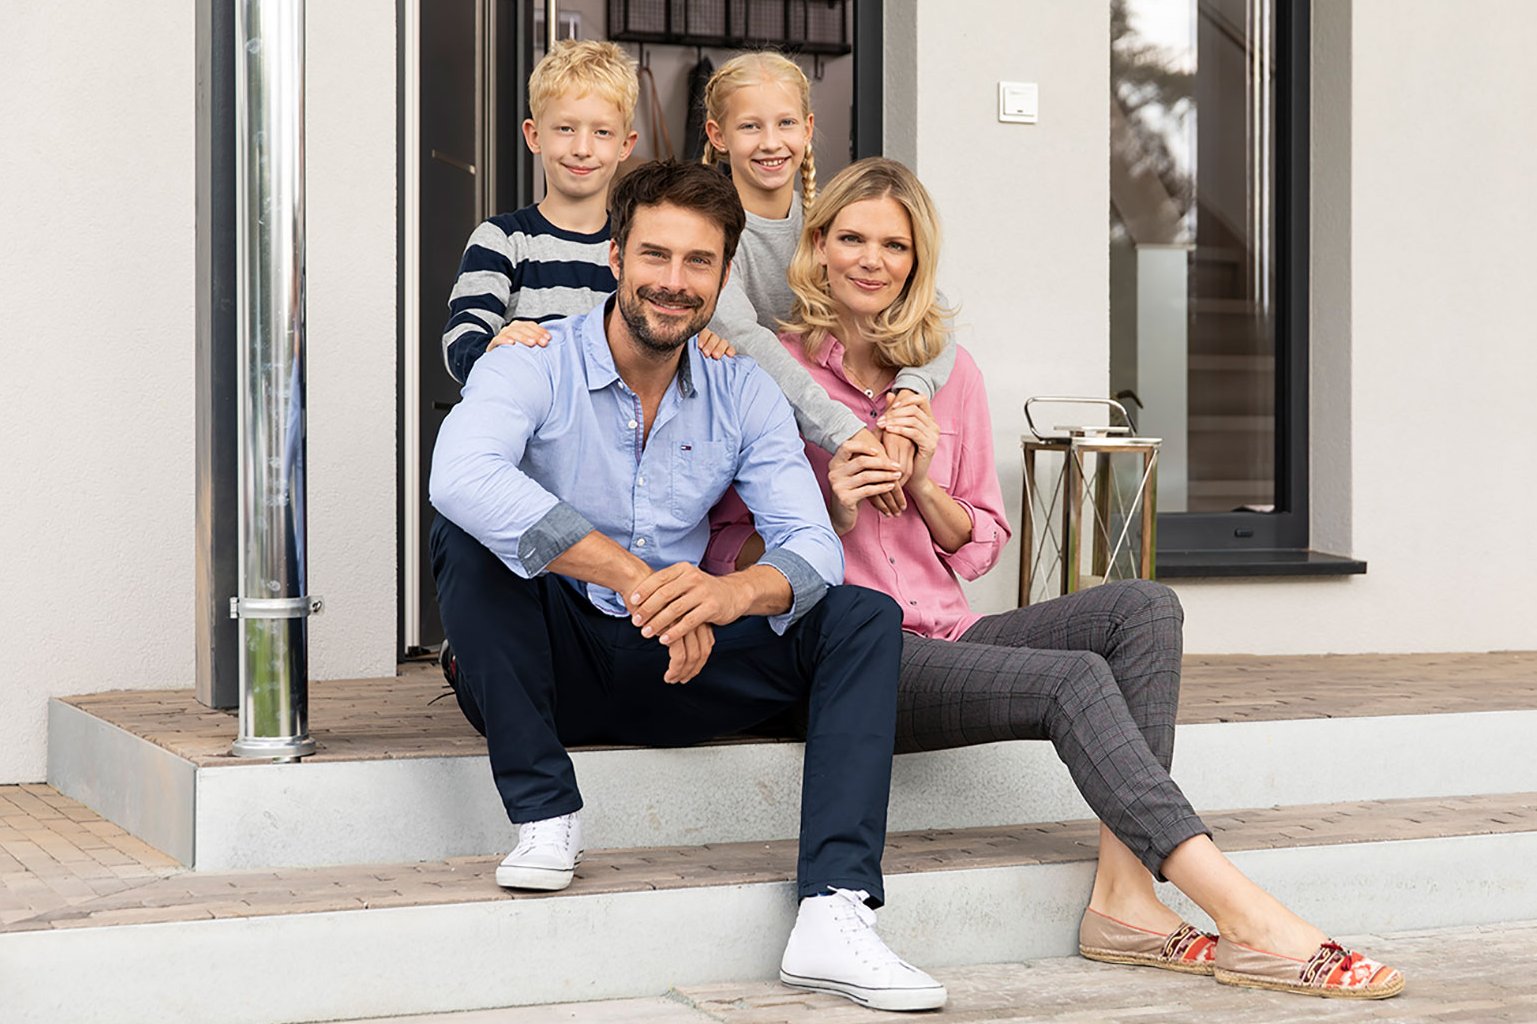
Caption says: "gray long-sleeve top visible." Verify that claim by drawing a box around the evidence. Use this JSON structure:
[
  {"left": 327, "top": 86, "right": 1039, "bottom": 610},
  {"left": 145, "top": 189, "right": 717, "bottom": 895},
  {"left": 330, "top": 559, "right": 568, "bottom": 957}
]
[{"left": 706, "top": 193, "right": 956, "bottom": 454}]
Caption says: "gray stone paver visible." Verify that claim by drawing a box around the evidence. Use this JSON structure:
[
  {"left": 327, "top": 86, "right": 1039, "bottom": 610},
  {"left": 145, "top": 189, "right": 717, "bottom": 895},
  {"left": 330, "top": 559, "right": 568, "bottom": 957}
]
[
  {"left": 339, "top": 918, "right": 1537, "bottom": 1023},
  {"left": 5, "top": 784, "right": 1535, "bottom": 932}
]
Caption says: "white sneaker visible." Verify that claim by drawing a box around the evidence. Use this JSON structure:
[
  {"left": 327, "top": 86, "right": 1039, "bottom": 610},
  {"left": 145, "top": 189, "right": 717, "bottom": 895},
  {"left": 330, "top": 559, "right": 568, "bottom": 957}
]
[
  {"left": 780, "top": 887, "right": 947, "bottom": 1012},
  {"left": 495, "top": 812, "right": 583, "bottom": 891}
]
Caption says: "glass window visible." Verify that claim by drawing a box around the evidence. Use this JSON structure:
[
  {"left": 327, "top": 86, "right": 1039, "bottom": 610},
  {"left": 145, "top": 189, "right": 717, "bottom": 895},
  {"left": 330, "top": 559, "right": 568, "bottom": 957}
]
[{"left": 1110, "top": 0, "right": 1305, "bottom": 548}]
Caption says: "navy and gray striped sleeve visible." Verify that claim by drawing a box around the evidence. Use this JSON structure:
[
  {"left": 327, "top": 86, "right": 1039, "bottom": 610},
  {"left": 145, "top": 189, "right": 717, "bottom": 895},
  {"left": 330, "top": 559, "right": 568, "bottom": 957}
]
[{"left": 442, "top": 219, "right": 520, "bottom": 384}]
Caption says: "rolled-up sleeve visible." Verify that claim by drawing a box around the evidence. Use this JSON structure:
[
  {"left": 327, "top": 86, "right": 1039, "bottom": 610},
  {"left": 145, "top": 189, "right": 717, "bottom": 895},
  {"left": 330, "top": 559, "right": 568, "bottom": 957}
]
[
  {"left": 428, "top": 347, "right": 595, "bottom": 577},
  {"left": 729, "top": 363, "right": 844, "bottom": 633}
]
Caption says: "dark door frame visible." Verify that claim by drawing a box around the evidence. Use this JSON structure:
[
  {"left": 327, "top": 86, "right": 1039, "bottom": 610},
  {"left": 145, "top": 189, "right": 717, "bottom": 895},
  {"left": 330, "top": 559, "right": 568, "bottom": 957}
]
[{"left": 1159, "top": 1, "right": 1310, "bottom": 555}]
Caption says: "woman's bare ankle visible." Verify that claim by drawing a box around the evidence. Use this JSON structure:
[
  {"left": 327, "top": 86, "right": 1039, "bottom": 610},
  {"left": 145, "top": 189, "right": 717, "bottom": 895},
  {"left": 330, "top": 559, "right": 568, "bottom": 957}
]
[
  {"left": 1087, "top": 886, "right": 1185, "bottom": 935},
  {"left": 1216, "top": 901, "right": 1329, "bottom": 959}
]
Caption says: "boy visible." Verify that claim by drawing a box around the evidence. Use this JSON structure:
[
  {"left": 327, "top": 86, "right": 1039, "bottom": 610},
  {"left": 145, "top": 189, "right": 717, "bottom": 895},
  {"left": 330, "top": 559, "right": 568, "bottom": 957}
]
[
  {"left": 440, "top": 40, "right": 639, "bottom": 383},
  {"left": 437, "top": 40, "right": 639, "bottom": 687}
]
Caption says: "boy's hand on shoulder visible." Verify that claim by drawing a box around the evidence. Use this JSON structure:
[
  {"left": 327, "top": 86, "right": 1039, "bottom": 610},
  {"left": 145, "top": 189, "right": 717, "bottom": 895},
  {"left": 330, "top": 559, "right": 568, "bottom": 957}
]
[
  {"left": 696, "top": 327, "right": 737, "bottom": 360},
  {"left": 488, "top": 321, "right": 553, "bottom": 350}
]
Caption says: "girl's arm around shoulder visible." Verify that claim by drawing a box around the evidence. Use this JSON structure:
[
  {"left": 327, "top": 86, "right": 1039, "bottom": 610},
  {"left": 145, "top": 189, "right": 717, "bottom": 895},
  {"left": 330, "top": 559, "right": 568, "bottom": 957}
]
[
  {"left": 706, "top": 275, "right": 865, "bottom": 454},
  {"left": 890, "top": 290, "right": 959, "bottom": 397}
]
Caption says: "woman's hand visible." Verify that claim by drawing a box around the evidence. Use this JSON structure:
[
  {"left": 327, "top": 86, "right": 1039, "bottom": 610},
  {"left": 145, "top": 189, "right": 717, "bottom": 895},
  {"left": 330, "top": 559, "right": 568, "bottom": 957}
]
[
  {"left": 487, "top": 320, "right": 552, "bottom": 350},
  {"left": 878, "top": 392, "right": 941, "bottom": 490},
  {"left": 695, "top": 327, "right": 736, "bottom": 360},
  {"left": 826, "top": 439, "right": 903, "bottom": 534}
]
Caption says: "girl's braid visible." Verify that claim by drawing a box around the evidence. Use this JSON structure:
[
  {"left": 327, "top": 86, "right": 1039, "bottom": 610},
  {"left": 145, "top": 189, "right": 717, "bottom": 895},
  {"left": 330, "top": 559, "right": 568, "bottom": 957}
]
[{"left": 799, "top": 140, "right": 818, "bottom": 210}]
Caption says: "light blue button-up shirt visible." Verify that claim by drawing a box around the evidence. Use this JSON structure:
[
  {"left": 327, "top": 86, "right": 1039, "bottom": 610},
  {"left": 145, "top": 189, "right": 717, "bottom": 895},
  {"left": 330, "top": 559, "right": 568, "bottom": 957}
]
[{"left": 429, "top": 299, "right": 844, "bottom": 633}]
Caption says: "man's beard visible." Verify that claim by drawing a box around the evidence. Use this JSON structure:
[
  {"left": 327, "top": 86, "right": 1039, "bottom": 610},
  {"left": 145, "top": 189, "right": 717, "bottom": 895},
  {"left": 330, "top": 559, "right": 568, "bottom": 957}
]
[{"left": 616, "top": 282, "right": 713, "bottom": 358}]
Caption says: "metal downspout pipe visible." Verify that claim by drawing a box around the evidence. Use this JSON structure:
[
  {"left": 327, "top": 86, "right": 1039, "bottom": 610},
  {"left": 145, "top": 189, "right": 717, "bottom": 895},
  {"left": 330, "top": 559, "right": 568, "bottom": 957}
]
[{"left": 231, "top": 0, "right": 319, "bottom": 760}]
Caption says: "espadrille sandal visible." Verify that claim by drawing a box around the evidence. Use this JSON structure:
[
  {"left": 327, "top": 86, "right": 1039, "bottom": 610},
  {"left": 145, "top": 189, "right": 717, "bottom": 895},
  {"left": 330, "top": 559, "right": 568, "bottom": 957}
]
[
  {"left": 1213, "top": 938, "right": 1405, "bottom": 999},
  {"left": 1078, "top": 907, "right": 1217, "bottom": 975}
]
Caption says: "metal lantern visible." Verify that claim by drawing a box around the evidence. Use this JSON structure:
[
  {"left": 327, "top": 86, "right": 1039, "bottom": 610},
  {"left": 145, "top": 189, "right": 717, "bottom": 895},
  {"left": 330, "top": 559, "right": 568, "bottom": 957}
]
[{"left": 1019, "top": 397, "right": 1161, "bottom": 606}]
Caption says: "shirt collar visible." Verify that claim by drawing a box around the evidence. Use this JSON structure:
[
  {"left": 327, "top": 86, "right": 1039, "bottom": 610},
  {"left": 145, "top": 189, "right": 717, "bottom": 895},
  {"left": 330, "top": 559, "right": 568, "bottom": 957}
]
[
  {"left": 579, "top": 300, "right": 621, "bottom": 392},
  {"left": 810, "top": 332, "right": 843, "bottom": 370},
  {"left": 676, "top": 343, "right": 698, "bottom": 398},
  {"left": 579, "top": 296, "right": 698, "bottom": 398}
]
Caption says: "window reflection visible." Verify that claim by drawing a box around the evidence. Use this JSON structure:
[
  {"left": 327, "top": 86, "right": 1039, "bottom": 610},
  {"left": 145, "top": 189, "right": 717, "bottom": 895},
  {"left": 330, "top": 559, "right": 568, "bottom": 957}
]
[{"left": 1110, "top": 0, "right": 1277, "bottom": 514}]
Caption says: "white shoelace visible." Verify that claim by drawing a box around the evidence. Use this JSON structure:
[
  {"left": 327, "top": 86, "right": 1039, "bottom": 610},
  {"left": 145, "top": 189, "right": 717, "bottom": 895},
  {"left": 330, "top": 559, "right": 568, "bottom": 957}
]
[
  {"left": 515, "top": 814, "right": 573, "bottom": 853},
  {"left": 824, "top": 887, "right": 911, "bottom": 968}
]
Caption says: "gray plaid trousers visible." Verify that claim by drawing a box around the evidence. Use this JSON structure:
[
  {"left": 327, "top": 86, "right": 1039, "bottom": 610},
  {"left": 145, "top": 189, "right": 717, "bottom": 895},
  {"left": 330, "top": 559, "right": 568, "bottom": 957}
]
[{"left": 898, "top": 579, "right": 1209, "bottom": 878}]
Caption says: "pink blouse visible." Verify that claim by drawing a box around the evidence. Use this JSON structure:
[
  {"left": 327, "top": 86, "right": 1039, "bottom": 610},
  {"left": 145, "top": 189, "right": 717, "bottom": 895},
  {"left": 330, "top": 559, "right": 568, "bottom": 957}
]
[{"left": 706, "top": 332, "right": 1012, "bottom": 641}]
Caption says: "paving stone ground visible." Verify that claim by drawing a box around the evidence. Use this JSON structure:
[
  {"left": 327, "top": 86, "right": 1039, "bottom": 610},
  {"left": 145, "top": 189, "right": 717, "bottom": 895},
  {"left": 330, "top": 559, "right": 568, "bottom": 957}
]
[
  {"left": 3, "top": 783, "right": 1534, "bottom": 933},
  {"left": 338, "top": 918, "right": 1537, "bottom": 1023},
  {"left": 57, "top": 650, "right": 1537, "bottom": 766}
]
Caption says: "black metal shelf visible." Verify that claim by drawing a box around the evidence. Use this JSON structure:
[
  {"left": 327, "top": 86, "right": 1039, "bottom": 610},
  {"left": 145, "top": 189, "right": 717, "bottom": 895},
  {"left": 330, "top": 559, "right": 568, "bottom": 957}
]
[{"left": 607, "top": 0, "right": 852, "bottom": 56}]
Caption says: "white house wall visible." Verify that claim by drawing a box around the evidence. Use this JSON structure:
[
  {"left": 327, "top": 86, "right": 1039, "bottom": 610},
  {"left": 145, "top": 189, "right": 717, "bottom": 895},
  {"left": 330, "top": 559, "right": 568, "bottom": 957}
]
[
  {"left": 884, "top": 0, "right": 1112, "bottom": 624},
  {"left": 2, "top": 1, "right": 1534, "bottom": 786},
  {"left": 0, "top": 1, "right": 397, "bottom": 785}
]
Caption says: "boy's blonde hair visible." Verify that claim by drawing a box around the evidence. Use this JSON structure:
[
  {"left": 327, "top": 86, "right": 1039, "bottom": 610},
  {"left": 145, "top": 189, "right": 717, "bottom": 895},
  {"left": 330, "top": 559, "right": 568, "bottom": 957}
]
[
  {"left": 783, "top": 158, "right": 952, "bottom": 368},
  {"left": 528, "top": 40, "right": 639, "bottom": 127},
  {"left": 700, "top": 51, "right": 818, "bottom": 209}
]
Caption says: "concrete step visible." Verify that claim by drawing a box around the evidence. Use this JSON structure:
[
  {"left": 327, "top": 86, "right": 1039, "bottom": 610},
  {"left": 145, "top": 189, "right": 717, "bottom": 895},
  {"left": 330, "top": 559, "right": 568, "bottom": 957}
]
[
  {"left": 47, "top": 691, "right": 1537, "bottom": 870},
  {"left": 3, "top": 788, "right": 1536, "bottom": 1024}
]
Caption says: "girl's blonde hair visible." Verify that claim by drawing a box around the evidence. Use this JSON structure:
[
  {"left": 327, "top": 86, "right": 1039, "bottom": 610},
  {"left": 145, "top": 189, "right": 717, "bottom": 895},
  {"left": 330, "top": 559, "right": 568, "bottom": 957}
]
[
  {"left": 699, "top": 51, "right": 817, "bottom": 208},
  {"left": 782, "top": 158, "right": 952, "bottom": 368}
]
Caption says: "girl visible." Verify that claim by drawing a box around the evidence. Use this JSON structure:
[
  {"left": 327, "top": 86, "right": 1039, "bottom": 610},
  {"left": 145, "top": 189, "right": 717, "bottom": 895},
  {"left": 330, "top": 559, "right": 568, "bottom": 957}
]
[
  {"left": 709, "top": 157, "right": 1406, "bottom": 1001},
  {"left": 698, "top": 51, "right": 955, "bottom": 511}
]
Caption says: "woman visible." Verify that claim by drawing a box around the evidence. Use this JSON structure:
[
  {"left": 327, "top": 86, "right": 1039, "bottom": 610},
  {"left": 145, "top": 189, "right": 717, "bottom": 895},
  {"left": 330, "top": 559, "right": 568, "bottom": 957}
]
[{"left": 707, "top": 157, "right": 1404, "bottom": 1000}]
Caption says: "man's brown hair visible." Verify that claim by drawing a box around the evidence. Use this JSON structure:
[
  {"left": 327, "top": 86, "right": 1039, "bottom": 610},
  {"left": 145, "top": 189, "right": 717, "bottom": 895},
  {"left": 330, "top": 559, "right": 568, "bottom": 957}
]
[{"left": 608, "top": 160, "right": 746, "bottom": 270}]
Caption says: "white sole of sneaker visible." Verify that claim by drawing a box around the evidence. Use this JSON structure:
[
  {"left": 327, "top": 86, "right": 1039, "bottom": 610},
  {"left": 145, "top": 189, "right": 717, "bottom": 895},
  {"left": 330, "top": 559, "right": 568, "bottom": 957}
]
[
  {"left": 495, "top": 851, "right": 582, "bottom": 892},
  {"left": 494, "top": 863, "right": 574, "bottom": 890},
  {"left": 779, "top": 970, "right": 947, "bottom": 1012}
]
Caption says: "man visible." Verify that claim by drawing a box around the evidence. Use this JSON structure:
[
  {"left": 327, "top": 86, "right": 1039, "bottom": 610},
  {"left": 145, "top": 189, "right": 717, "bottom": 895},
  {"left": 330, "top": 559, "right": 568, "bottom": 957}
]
[{"left": 428, "top": 161, "right": 946, "bottom": 1013}]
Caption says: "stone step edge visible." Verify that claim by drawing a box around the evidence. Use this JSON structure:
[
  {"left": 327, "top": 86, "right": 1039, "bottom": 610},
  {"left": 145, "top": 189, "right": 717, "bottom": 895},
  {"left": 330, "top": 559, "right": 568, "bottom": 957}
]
[
  {"left": 8, "top": 791, "right": 1534, "bottom": 935},
  {"left": 48, "top": 701, "right": 1537, "bottom": 872},
  {"left": 4, "top": 830, "right": 1537, "bottom": 1024}
]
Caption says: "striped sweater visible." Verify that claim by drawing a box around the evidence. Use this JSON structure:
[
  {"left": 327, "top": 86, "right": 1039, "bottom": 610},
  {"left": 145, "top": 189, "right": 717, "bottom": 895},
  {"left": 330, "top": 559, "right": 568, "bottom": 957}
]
[{"left": 440, "top": 204, "right": 615, "bottom": 383}]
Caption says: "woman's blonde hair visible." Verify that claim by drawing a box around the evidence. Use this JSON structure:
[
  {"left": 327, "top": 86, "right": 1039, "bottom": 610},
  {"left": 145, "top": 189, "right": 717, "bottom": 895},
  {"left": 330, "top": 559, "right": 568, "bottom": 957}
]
[
  {"left": 699, "top": 51, "right": 817, "bottom": 208},
  {"left": 782, "top": 158, "right": 952, "bottom": 368}
]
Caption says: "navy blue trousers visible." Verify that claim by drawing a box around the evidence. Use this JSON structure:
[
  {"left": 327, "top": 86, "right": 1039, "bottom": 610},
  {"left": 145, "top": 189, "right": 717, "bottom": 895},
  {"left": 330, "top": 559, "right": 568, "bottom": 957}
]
[{"left": 430, "top": 516, "right": 903, "bottom": 904}]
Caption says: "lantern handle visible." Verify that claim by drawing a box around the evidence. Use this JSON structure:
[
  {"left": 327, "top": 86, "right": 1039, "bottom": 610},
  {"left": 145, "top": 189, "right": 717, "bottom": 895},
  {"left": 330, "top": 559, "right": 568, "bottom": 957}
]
[{"left": 1024, "top": 396, "right": 1135, "bottom": 441}]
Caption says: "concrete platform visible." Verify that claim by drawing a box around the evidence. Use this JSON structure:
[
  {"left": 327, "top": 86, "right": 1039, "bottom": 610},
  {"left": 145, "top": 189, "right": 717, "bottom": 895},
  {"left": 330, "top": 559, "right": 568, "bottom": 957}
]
[{"left": 44, "top": 653, "right": 1537, "bottom": 870}]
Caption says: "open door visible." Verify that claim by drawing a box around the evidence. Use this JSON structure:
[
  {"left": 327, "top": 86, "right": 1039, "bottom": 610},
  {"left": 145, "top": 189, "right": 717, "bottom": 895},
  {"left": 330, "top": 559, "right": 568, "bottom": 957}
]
[{"left": 404, "top": 0, "right": 528, "bottom": 653}]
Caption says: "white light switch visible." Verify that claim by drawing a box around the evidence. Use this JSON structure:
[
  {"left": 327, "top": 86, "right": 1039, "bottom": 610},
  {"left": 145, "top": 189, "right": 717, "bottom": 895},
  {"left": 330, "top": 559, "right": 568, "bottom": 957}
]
[{"left": 998, "top": 81, "right": 1039, "bottom": 124}]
